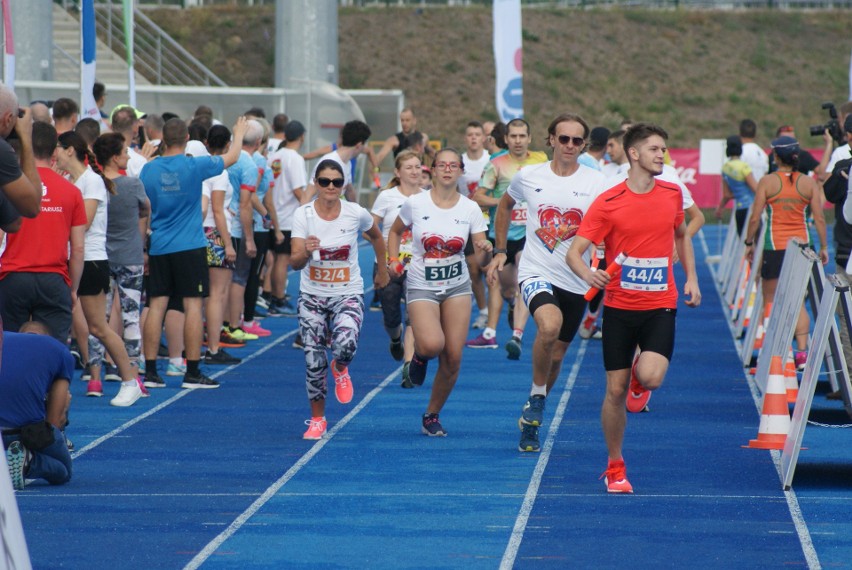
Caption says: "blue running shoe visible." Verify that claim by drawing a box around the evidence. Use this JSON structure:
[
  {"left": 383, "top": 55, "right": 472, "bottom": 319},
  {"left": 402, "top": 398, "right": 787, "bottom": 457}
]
[
  {"left": 520, "top": 394, "right": 546, "bottom": 427},
  {"left": 408, "top": 353, "right": 428, "bottom": 386},
  {"left": 505, "top": 336, "right": 522, "bottom": 360},
  {"left": 519, "top": 423, "right": 540, "bottom": 452},
  {"left": 421, "top": 413, "right": 447, "bottom": 436}
]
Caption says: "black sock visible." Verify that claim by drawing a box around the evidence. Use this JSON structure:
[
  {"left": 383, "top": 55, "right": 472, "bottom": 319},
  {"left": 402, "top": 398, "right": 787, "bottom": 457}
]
[
  {"left": 187, "top": 360, "right": 200, "bottom": 375},
  {"left": 145, "top": 360, "right": 157, "bottom": 376}
]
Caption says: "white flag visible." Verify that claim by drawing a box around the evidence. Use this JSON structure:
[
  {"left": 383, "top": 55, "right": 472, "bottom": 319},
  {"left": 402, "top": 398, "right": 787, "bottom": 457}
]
[{"left": 493, "top": 0, "right": 523, "bottom": 121}]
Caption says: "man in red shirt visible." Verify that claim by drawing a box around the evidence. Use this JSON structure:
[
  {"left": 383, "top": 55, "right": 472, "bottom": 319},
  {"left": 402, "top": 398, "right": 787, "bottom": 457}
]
[
  {"left": 0, "top": 122, "right": 86, "bottom": 342},
  {"left": 567, "top": 123, "right": 701, "bottom": 494}
]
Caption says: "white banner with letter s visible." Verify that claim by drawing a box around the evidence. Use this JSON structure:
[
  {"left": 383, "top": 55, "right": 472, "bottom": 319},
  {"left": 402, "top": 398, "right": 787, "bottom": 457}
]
[{"left": 493, "top": 0, "right": 523, "bottom": 122}]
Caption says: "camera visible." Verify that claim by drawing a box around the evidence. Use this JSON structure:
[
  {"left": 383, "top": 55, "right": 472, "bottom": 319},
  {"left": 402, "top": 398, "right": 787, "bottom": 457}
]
[{"left": 809, "top": 102, "right": 844, "bottom": 145}]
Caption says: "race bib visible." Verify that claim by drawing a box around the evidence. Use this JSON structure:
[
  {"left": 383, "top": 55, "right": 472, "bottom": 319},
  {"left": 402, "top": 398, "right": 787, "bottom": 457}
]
[
  {"left": 510, "top": 202, "right": 528, "bottom": 226},
  {"left": 424, "top": 254, "right": 465, "bottom": 289},
  {"left": 620, "top": 256, "right": 668, "bottom": 292},
  {"left": 521, "top": 279, "right": 553, "bottom": 307},
  {"left": 308, "top": 260, "right": 351, "bottom": 289}
]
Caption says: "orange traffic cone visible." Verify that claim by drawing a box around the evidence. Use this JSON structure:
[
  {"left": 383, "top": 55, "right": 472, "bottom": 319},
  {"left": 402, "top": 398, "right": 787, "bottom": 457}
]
[
  {"left": 754, "top": 302, "right": 772, "bottom": 350},
  {"left": 784, "top": 359, "right": 799, "bottom": 404},
  {"left": 747, "top": 355, "right": 791, "bottom": 449}
]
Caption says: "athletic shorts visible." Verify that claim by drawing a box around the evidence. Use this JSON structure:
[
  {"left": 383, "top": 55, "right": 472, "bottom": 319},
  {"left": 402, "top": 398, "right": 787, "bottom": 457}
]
[
  {"left": 147, "top": 248, "right": 209, "bottom": 298},
  {"left": 205, "top": 227, "right": 236, "bottom": 270},
  {"left": 488, "top": 237, "right": 525, "bottom": 266},
  {"left": 407, "top": 281, "right": 472, "bottom": 305},
  {"left": 760, "top": 249, "right": 786, "bottom": 280},
  {"left": 231, "top": 237, "right": 253, "bottom": 287},
  {"left": 78, "top": 260, "right": 111, "bottom": 296},
  {"left": 602, "top": 306, "right": 677, "bottom": 371},
  {"left": 520, "top": 278, "right": 587, "bottom": 343},
  {"left": 270, "top": 229, "right": 292, "bottom": 255}
]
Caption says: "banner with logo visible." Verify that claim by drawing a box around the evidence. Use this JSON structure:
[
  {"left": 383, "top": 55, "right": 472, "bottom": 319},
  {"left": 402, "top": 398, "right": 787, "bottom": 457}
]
[
  {"left": 493, "top": 0, "right": 523, "bottom": 121},
  {"left": 1, "top": 0, "right": 14, "bottom": 89},
  {"left": 80, "top": 0, "right": 100, "bottom": 120}
]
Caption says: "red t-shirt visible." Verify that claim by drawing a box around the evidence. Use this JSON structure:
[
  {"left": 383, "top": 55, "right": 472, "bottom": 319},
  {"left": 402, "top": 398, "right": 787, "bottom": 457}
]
[
  {"left": 0, "top": 167, "right": 88, "bottom": 285},
  {"left": 577, "top": 179, "right": 684, "bottom": 311}
]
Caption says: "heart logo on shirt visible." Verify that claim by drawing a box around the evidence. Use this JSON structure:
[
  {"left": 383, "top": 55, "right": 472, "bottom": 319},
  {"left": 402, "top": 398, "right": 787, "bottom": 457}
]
[
  {"left": 535, "top": 206, "right": 583, "bottom": 253},
  {"left": 319, "top": 245, "right": 350, "bottom": 261},
  {"left": 422, "top": 234, "right": 464, "bottom": 259}
]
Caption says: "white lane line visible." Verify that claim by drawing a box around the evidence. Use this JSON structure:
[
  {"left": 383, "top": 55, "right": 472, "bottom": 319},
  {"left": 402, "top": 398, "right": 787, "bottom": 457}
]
[
  {"left": 71, "top": 329, "right": 298, "bottom": 460},
  {"left": 697, "top": 229, "right": 821, "bottom": 570},
  {"left": 500, "top": 341, "right": 588, "bottom": 570},
  {"left": 183, "top": 364, "right": 403, "bottom": 570}
]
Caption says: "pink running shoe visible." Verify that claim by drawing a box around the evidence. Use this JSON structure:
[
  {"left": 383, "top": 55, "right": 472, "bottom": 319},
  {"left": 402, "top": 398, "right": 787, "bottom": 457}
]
[
  {"left": 601, "top": 458, "right": 633, "bottom": 493},
  {"left": 331, "top": 360, "right": 353, "bottom": 404},
  {"left": 303, "top": 416, "right": 327, "bottom": 440},
  {"left": 242, "top": 321, "right": 271, "bottom": 337},
  {"left": 86, "top": 379, "right": 103, "bottom": 397},
  {"left": 626, "top": 354, "right": 651, "bottom": 413},
  {"left": 465, "top": 333, "right": 498, "bottom": 349},
  {"left": 794, "top": 350, "right": 807, "bottom": 372},
  {"left": 137, "top": 377, "right": 150, "bottom": 398}
]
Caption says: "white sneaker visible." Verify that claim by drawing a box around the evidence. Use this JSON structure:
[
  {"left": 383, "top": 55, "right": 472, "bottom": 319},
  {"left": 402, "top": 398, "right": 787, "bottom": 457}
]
[
  {"left": 472, "top": 313, "right": 488, "bottom": 329},
  {"left": 110, "top": 379, "right": 144, "bottom": 407}
]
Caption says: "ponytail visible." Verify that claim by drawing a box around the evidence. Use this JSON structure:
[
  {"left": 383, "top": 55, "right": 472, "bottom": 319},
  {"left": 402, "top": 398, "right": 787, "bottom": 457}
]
[
  {"left": 383, "top": 176, "right": 401, "bottom": 191},
  {"left": 87, "top": 149, "right": 116, "bottom": 195}
]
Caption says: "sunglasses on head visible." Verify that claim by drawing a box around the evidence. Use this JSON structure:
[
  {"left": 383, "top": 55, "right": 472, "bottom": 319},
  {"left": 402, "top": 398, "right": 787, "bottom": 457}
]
[
  {"left": 557, "top": 135, "right": 585, "bottom": 147},
  {"left": 317, "top": 177, "right": 345, "bottom": 188}
]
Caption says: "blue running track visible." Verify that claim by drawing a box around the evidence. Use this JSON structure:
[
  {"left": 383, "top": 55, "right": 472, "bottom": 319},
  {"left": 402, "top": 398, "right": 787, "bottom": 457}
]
[{"left": 12, "top": 224, "right": 852, "bottom": 569}]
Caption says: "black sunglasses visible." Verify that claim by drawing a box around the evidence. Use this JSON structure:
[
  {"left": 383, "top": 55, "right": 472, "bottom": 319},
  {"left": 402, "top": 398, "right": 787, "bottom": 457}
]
[
  {"left": 557, "top": 135, "right": 585, "bottom": 147},
  {"left": 317, "top": 177, "right": 345, "bottom": 188}
]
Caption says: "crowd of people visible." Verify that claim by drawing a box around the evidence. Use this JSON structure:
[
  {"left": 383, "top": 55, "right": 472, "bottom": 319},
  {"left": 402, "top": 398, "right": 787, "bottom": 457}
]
[{"left": 2, "top": 79, "right": 850, "bottom": 494}]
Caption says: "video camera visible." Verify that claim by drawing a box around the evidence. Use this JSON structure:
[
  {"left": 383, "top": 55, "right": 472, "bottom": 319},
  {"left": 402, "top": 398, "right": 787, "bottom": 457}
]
[{"left": 809, "top": 102, "right": 844, "bottom": 145}]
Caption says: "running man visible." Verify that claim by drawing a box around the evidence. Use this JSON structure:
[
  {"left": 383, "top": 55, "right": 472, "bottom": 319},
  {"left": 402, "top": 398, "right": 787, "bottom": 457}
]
[
  {"left": 486, "top": 113, "right": 607, "bottom": 453},
  {"left": 469, "top": 118, "right": 547, "bottom": 359},
  {"left": 567, "top": 123, "right": 701, "bottom": 493}
]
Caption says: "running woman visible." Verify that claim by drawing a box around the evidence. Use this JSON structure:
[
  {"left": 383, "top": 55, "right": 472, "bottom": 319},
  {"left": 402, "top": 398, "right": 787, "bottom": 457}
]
[
  {"left": 567, "top": 123, "right": 701, "bottom": 493},
  {"left": 370, "top": 150, "right": 424, "bottom": 387},
  {"left": 487, "top": 113, "right": 607, "bottom": 453},
  {"left": 291, "top": 160, "right": 390, "bottom": 440},
  {"left": 744, "top": 135, "right": 828, "bottom": 370},
  {"left": 387, "top": 148, "right": 491, "bottom": 436}
]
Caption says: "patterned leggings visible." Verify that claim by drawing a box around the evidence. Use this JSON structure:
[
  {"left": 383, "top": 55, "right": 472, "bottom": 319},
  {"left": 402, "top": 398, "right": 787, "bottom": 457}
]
[
  {"left": 88, "top": 263, "right": 144, "bottom": 367},
  {"left": 298, "top": 293, "right": 364, "bottom": 402}
]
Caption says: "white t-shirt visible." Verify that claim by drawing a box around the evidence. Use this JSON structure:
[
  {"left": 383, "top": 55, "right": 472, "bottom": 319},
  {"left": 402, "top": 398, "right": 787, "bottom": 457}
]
[
  {"left": 126, "top": 147, "right": 149, "bottom": 178},
  {"left": 606, "top": 163, "right": 695, "bottom": 209},
  {"left": 508, "top": 162, "right": 607, "bottom": 295},
  {"left": 291, "top": 201, "right": 374, "bottom": 297},
  {"left": 397, "top": 191, "right": 487, "bottom": 291},
  {"left": 268, "top": 147, "right": 307, "bottom": 231},
  {"left": 76, "top": 167, "right": 109, "bottom": 261},
  {"left": 458, "top": 151, "right": 490, "bottom": 198},
  {"left": 186, "top": 140, "right": 210, "bottom": 158},
  {"left": 741, "top": 142, "right": 769, "bottom": 182},
  {"left": 202, "top": 171, "right": 234, "bottom": 229},
  {"left": 827, "top": 143, "right": 851, "bottom": 173},
  {"left": 311, "top": 150, "right": 351, "bottom": 196},
  {"left": 266, "top": 136, "right": 284, "bottom": 156},
  {"left": 371, "top": 186, "right": 421, "bottom": 264}
]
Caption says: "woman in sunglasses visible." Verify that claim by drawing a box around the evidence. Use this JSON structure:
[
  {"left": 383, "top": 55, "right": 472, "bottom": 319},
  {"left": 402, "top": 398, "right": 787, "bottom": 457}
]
[
  {"left": 290, "top": 159, "right": 389, "bottom": 440},
  {"left": 56, "top": 131, "right": 144, "bottom": 407},
  {"left": 370, "top": 150, "right": 424, "bottom": 387},
  {"left": 387, "top": 148, "right": 492, "bottom": 437}
]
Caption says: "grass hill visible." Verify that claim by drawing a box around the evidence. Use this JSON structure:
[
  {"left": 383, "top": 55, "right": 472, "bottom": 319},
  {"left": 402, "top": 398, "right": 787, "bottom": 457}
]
[{"left": 147, "top": 5, "right": 852, "bottom": 148}]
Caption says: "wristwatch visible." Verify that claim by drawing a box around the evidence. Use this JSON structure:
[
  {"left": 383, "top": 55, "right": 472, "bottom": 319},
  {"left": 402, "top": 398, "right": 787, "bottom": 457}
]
[{"left": 493, "top": 248, "right": 508, "bottom": 255}]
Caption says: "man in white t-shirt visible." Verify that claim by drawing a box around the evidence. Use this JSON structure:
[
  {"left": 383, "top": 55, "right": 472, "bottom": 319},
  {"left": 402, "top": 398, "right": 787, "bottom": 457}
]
[
  {"left": 266, "top": 113, "right": 288, "bottom": 155},
  {"left": 266, "top": 120, "right": 307, "bottom": 315},
  {"left": 304, "top": 120, "right": 371, "bottom": 204},
  {"left": 486, "top": 113, "right": 607, "bottom": 453},
  {"left": 739, "top": 119, "right": 768, "bottom": 182},
  {"left": 111, "top": 106, "right": 149, "bottom": 177},
  {"left": 457, "top": 120, "right": 492, "bottom": 329}
]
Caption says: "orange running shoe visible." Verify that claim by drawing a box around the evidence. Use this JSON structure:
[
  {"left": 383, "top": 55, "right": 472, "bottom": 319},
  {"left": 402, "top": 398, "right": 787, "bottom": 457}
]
[
  {"left": 626, "top": 354, "right": 651, "bottom": 413},
  {"left": 601, "top": 458, "right": 633, "bottom": 494},
  {"left": 331, "top": 360, "right": 353, "bottom": 404},
  {"left": 303, "top": 417, "right": 327, "bottom": 440}
]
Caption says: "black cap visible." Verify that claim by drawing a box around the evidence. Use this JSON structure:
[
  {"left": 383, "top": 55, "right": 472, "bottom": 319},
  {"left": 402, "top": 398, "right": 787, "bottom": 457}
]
[{"left": 284, "top": 120, "right": 306, "bottom": 141}]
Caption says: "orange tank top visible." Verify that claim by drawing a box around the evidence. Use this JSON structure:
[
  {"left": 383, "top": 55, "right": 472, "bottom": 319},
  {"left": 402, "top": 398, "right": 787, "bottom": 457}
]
[{"left": 763, "top": 171, "right": 809, "bottom": 251}]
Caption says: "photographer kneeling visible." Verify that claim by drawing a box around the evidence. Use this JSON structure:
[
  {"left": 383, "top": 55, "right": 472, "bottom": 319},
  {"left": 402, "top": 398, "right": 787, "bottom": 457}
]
[{"left": 1, "top": 321, "right": 73, "bottom": 490}]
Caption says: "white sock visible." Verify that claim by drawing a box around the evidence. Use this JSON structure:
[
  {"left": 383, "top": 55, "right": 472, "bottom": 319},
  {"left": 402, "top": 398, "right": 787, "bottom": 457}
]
[
  {"left": 169, "top": 357, "right": 183, "bottom": 368},
  {"left": 530, "top": 383, "right": 546, "bottom": 397},
  {"left": 483, "top": 327, "right": 496, "bottom": 340}
]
